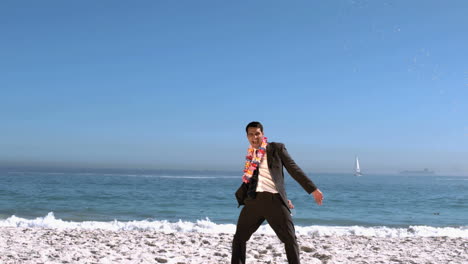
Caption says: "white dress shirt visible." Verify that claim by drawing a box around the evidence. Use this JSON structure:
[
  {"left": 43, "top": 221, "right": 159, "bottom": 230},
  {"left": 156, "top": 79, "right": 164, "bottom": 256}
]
[{"left": 255, "top": 151, "right": 278, "bottom": 193}]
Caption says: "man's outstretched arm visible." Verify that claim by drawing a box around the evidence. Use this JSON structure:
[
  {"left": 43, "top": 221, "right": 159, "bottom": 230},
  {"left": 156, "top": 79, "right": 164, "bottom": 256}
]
[{"left": 279, "top": 143, "right": 323, "bottom": 205}]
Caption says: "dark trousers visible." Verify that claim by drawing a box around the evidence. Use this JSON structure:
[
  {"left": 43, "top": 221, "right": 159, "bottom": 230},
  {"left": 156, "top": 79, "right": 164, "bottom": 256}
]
[{"left": 231, "top": 192, "right": 300, "bottom": 264}]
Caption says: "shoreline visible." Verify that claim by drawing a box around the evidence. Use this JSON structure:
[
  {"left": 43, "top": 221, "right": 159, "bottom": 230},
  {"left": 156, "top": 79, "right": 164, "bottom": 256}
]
[{"left": 1, "top": 227, "right": 466, "bottom": 263}]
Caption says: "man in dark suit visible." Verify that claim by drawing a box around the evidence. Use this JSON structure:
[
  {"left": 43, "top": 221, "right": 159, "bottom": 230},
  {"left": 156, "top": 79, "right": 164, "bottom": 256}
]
[{"left": 232, "top": 121, "right": 323, "bottom": 264}]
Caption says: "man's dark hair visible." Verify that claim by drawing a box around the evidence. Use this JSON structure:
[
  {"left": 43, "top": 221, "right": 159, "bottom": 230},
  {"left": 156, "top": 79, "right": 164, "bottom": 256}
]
[{"left": 246, "top": 121, "right": 263, "bottom": 133}]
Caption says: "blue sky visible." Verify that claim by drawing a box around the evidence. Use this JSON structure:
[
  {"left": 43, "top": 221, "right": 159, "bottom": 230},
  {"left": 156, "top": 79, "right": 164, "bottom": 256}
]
[{"left": 1, "top": 1, "right": 467, "bottom": 175}]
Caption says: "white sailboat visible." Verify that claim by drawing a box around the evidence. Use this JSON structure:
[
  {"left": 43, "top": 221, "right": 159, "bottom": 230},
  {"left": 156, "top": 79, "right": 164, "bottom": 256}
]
[{"left": 354, "top": 156, "right": 362, "bottom": 176}]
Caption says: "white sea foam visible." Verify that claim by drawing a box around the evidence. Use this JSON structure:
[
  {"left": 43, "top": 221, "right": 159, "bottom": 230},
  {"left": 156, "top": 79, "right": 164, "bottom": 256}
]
[
  {"left": 294, "top": 224, "right": 468, "bottom": 238},
  {"left": 1, "top": 212, "right": 467, "bottom": 238}
]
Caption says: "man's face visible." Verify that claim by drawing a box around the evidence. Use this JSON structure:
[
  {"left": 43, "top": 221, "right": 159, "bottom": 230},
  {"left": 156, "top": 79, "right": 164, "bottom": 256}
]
[{"left": 246, "top": 127, "right": 264, "bottom": 149}]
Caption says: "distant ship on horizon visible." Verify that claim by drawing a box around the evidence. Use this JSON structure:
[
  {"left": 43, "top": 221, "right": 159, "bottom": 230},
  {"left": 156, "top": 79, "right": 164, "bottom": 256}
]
[{"left": 400, "top": 168, "right": 435, "bottom": 175}]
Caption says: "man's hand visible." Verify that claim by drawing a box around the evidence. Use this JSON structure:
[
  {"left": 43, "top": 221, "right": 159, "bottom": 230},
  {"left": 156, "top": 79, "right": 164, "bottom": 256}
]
[
  {"left": 312, "top": 189, "right": 323, "bottom": 205},
  {"left": 287, "top": 200, "right": 295, "bottom": 209}
]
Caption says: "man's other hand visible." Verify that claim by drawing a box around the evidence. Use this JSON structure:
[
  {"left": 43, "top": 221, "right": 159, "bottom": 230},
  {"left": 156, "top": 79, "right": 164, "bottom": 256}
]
[{"left": 312, "top": 189, "right": 323, "bottom": 205}]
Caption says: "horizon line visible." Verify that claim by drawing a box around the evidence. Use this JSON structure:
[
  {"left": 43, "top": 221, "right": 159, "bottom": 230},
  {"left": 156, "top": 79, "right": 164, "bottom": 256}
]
[{"left": 0, "top": 165, "right": 466, "bottom": 177}]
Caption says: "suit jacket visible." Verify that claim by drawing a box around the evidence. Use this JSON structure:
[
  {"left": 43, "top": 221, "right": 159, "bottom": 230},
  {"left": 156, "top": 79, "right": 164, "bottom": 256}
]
[{"left": 236, "top": 142, "right": 317, "bottom": 209}]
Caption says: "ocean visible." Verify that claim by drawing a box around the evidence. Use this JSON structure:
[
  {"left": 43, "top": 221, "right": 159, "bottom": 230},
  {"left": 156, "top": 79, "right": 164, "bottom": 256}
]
[{"left": 1, "top": 169, "right": 467, "bottom": 238}]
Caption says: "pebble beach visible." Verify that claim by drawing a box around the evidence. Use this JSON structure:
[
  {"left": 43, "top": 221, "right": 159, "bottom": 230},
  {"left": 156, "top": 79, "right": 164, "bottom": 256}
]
[{"left": 1, "top": 227, "right": 467, "bottom": 264}]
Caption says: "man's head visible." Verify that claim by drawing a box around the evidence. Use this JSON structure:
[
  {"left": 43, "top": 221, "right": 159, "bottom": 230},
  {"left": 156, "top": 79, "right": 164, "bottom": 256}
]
[{"left": 246, "top": 121, "right": 264, "bottom": 149}]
